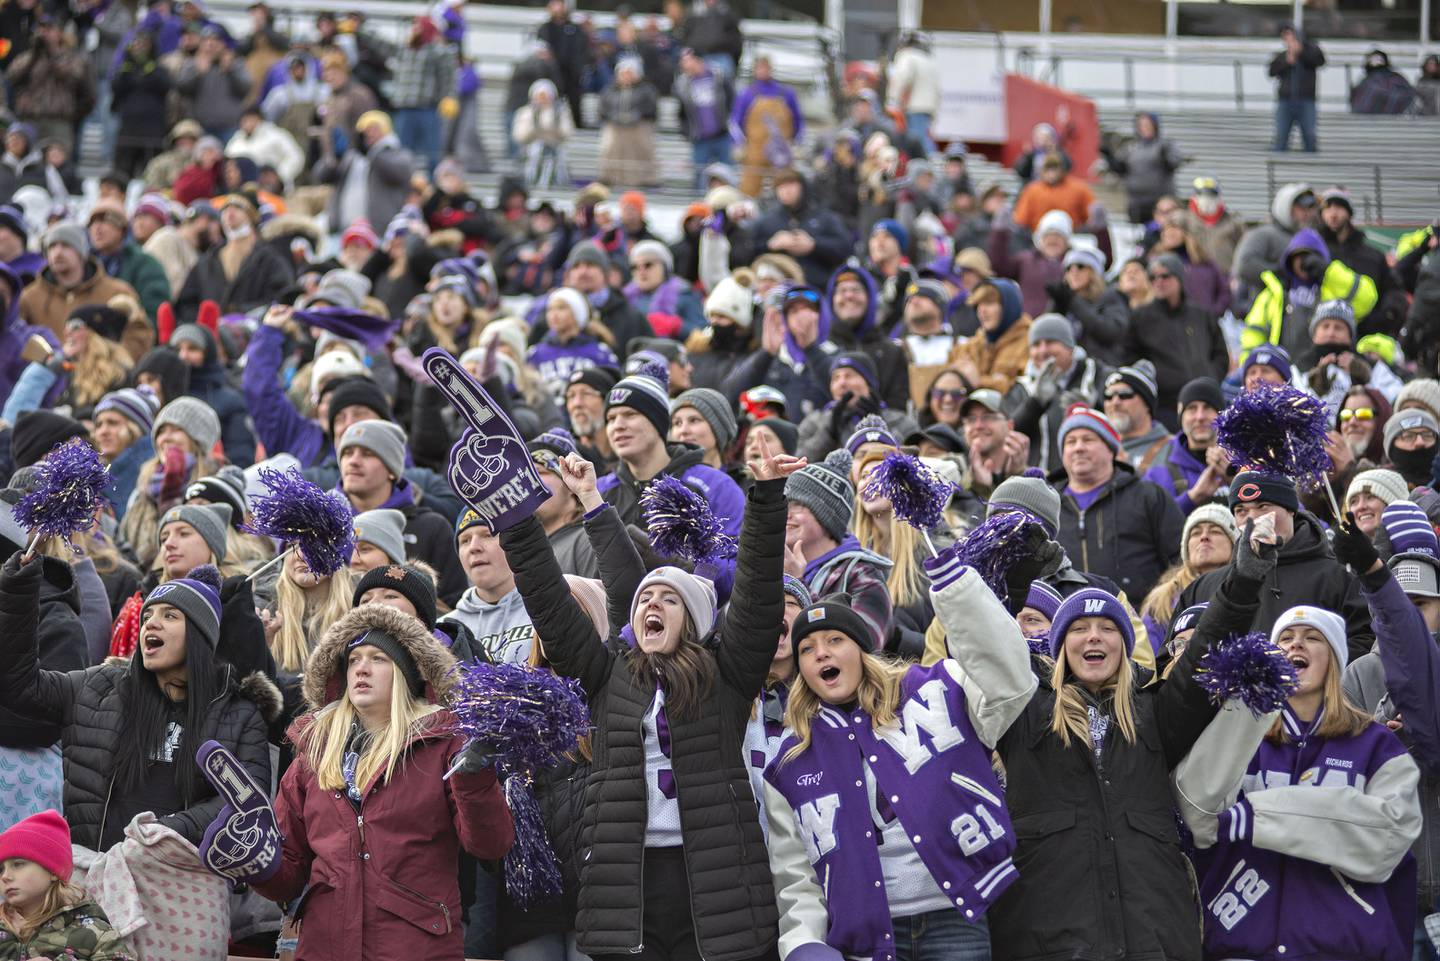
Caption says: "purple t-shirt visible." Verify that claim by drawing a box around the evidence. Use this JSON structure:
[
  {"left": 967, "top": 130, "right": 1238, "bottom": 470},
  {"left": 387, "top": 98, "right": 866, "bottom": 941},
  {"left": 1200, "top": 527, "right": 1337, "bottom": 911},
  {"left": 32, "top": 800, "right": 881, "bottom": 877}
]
[{"left": 1065, "top": 485, "right": 1106, "bottom": 512}]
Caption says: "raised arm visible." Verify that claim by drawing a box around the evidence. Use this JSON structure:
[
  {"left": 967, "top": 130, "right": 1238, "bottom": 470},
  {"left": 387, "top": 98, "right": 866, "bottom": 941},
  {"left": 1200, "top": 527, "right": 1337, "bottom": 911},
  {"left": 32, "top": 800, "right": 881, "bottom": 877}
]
[
  {"left": 715, "top": 477, "right": 790, "bottom": 699},
  {"left": 559, "top": 452, "right": 647, "bottom": 631},
  {"left": 1172, "top": 701, "right": 1276, "bottom": 848},
  {"left": 242, "top": 309, "right": 326, "bottom": 468}
]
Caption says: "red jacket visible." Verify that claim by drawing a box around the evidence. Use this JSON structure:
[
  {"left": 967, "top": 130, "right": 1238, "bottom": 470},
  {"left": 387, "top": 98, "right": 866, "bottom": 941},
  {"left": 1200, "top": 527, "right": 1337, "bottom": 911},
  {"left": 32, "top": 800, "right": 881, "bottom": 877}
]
[{"left": 256, "top": 710, "right": 513, "bottom": 960}]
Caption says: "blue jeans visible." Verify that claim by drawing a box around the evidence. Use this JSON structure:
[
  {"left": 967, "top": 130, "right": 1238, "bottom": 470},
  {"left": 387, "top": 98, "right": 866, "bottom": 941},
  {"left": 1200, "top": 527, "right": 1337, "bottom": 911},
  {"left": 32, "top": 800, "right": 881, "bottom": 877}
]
[
  {"left": 893, "top": 909, "right": 991, "bottom": 961},
  {"left": 906, "top": 111, "right": 936, "bottom": 155},
  {"left": 394, "top": 106, "right": 442, "bottom": 174},
  {"left": 691, "top": 134, "right": 731, "bottom": 187},
  {"left": 1273, "top": 98, "right": 1317, "bottom": 151},
  {"left": 463, "top": 858, "right": 498, "bottom": 958},
  {"left": 504, "top": 931, "right": 590, "bottom": 961},
  {"left": 703, "top": 53, "right": 735, "bottom": 83}
]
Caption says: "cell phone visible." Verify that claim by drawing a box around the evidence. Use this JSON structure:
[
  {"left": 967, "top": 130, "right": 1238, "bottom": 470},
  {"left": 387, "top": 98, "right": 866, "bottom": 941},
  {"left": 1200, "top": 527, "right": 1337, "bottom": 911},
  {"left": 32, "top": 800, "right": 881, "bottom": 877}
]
[{"left": 21, "top": 334, "right": 53, "bottom": 365}]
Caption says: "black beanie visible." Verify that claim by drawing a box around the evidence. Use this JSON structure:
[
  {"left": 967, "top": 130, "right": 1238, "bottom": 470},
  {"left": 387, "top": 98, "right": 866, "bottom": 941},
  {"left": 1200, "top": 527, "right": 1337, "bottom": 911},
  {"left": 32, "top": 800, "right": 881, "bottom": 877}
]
[
  {"left": 1177, "top": 376, "right": 1225, "bottom": 413},
  {"left": 791, "top": 593, "right": 876, "bottom": 661},
  {"left": 326, "top": 377, "right": 393, "bottom": 438},
  {"left": 750, "top": 417, "right": 799, "bottom": 456},
  {"left": 346, "top": 628, "right": 424, "bottom": 697},
  {"left": 11, "top": 410, "right": 89, "bottom": 469},
  {"left": 1229, "top": 470, "right": 1300, "bottom": 514},
  {"left": 353, "top": 563, "right": 439, "bottom": 630}
]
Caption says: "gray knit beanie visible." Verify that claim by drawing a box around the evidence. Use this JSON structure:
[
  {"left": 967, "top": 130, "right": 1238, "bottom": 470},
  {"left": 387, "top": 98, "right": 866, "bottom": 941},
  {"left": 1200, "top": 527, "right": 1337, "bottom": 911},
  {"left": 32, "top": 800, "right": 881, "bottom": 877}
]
[
  {"left": 1397, "top": 379, "right": 1440, "bottom": 421},
  {"left": 338, "top": 420, "right": 408, "bottom": 480},
  {"left": 353, "top": 508, "right": 408, "bottom": 565},
  {"left": 158, "top": 502, "right": 232, "bottom": 564},
  {"left": 672, "top": 388, "right": 738, "bottom": 450},
  {"left": 42, "top": 220, "right": 88, "bottom": 257},
  {"left": 987, "top": 473, "right": 1062, "bottom": 534},
  {"left": 153, "top": 397, "right": 222, "bottom": 455},
  {"left": 784, "top": 448, "right": 855, "bottom": 542}
]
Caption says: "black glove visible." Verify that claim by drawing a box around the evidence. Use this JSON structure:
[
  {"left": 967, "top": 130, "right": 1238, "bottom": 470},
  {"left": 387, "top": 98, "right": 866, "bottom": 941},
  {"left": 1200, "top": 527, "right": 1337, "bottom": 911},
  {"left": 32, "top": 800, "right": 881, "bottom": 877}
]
[
  {"left": 828, "top": 391, "right": 856, "bottom": 438},
  {"left": 1045, "top": 281, "right": 1073, "bottom": 311},
  {"left": 1231, "top": 519, "right": 1281, "bottom": 583},
  {"left": 1003, "top": 526, "right": 1065, "bottom": 615},
  {"left": 449, "top": 738, "right": 497, "bottom": 777},
  {"left": 1331, "top": 511, "right": 1381, "bottom": 574},
  {"left": 851, "top": 392, "right": 883, "bottom": 419}
]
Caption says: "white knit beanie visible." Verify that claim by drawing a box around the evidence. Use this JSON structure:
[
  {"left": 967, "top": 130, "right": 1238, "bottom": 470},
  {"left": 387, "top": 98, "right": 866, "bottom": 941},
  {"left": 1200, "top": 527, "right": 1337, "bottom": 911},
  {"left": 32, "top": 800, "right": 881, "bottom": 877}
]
[
  {"left": 704, "top": 276, "right": 755, "bottom": 328},
  {"left": 1182, "top": 502, "right": 1239, "bottom": 558},
  {"left": 1270, "top": 604, "right": 1349, "bottom": 671},
  {"left": 1346, "top": 468, "right": 1408, "bottom": 510},
  {"left": 631, "top": 566, "right": 717, "bottom": 639},
  {"left": 549, "top": 287, "right": 591, "bottom": 330}
]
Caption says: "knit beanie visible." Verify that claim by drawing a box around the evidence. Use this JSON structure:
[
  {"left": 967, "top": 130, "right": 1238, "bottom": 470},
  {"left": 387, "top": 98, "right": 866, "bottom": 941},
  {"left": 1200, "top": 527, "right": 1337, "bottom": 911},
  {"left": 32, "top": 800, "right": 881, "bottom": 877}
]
[
  {"left": 303, "top": 269, "right": 372, "bottom": 311},
  {"left": 347, "top": 628, "right": 424, "bottom": 697},
  {"left": 455, "top": 507, "right": 488, "bottom": 540},
  {"left": 829, "top": 351, "right": 879, "bottom": 395},
  {"left": 1270, "top": 604, "right": 1349, "bottom": 671},
  {"left": 1346, "top": 468, "right": 1408, "bottom": 510},
  {"left": 42, "top": 220, "right": 88, "bottom": 256},
  {"left": 144, "top": 564, "right": 224, "bottom": 649},
  {"left": 0, "top": 810, "right": 73, "bottom": 882},
  {"left": 1242, "top": 345, "right": 1293, "bottom": 383},
  {"left": 95, "top": 386, "right": 159, "bottom": 436},
  {"left": 549, "top": 286, "right": 591, "bottom": 329},
  {"left": 185, "top": 465, "right": 248, "bottom": 526},
  {"left": 1396, "top": 379, "right": 1440, "bottom": 421},
  {"left": 310, "top": 351, "right": 368, "bottom": 401},
  {"left": 871, "top": 218, "right": 909, "bottom": 253},
  {"left": 1105, "top": 361, "right": 1159, "bottom": 412},
  {"left": 1167, "top": 603, "right": 1209, "bottom": 644},
  {"left": 1310, "top": 299, "right": 1357, "bottom": 341},
  {"left": 1178, "top": 377, "right": 1225, "bottom": 413},
  {"left": 1028, "top": 312, "right": 1076, "bottom": 349},
  {"left": 1229, "top": 470, "right": 1300, "bottom": 514},
  {"left": 791, "top": 593, "right": 876, "bottom": 656},
  {"left": 1182, "top": 502, "right": 1239, "bottom": 554},
  {"left": 1049, "top": 588, "right": 1135, "bottom": 657},
  {"left": 782, "top": 574, "right": 813, "bottom": 608},
  {"left": 565, "top": 239, "right": 610, "bottom": 273},
  {"left": 153, "top": 397, "right": 222, "bottom": 456},
  {"left": 1023, "top": 581, "right": 1063, "bottom": 621},
  {"left": 631, "top": 566, "right": 718, "bottom": 639},
  {"left": 325, "top": 377, "right": 392, "bottom": 437},
  {"left": 629, "top": 239, "right": 674, "bottom": 274},
  {"left": 1061, "top": 246, "right": 1104, "bottom": 276},
  {"left": 988, "top": 474, "right": 1062, "bottom": 534},
  {"left": 1383, "top": 500, "right": 1438, "bottom": 560},
  {"left": 1384, "top": 408, "right": 1440, "bottom": 458},
  {"left": 353, "top": 508, "right": 408, "bottom": 565},
  {"left": 1056, "top": 405, "right": 1122, "bottom": 456},
  {"left": 528, "top": 427, "right": 580, "bottom": 461},
  {"left": 354, "top": 563, "right": 439, "bottom": 630},
  {"left": 338, "top": 420, "right": 408, "bottom": 480},
  {"left": 1034, "top": 210, "right": 1073, "bottom": 242},
  {"left": 607, "top": 363, "right": 672, "bottom": 441},
  {"left": 845, "top": 413, "right": 898, "bottom": 456},
  {"left": 170, "top": 323, "right": 210, "bottom": 354},
  {"left": 10, "top": 410, "right": 89, "bottom": 469},
  {"left": 705, "top": 276, "right": 755, "bottom": 328},
  {"left": 158, "top": 503, "right": 232, "bottom": 564},
  {"left": 750, "top": 417, "right": 799, "bottom": 456},
  {"left": 784, "top": 449, "right": 855, "bottom": 542},
  {"left": 672, "top": 388, "right": 738, "bottom": 449}
]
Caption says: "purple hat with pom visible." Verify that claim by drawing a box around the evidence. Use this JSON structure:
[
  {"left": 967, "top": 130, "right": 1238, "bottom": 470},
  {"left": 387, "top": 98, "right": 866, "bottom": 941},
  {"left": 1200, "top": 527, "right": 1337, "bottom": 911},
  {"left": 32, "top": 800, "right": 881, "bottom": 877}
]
[
  {"left": 1049, "top": 587, "right": 1135, "bottom": 657},
  {"left": 142, "top": 564, "right": 224, "bottom": 648},
  {"left": 846, "top": 412, "right": 899, "bottom": 455}
]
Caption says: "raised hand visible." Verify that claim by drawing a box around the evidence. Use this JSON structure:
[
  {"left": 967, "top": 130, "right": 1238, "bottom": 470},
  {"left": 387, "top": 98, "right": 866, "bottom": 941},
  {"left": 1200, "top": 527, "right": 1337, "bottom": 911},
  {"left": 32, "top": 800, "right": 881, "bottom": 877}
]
[
  {"left": 558, "top": 451, "right": 604, "bottom": 513},
  {"left": 747, "top": 431, "right": 806, "bottom": 482}
]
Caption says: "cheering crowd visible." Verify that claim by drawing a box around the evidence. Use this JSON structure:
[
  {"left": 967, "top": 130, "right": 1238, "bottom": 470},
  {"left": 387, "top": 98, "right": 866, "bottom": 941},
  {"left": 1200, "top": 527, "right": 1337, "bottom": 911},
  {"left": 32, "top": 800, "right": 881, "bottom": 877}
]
[{"left": 2, "top": 1, "right": 1440, "bottom": 960}]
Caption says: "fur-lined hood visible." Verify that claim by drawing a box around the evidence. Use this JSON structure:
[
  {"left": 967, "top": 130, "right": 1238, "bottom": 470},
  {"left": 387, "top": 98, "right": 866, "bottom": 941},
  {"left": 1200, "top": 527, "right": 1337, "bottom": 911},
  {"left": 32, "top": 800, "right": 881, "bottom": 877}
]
[
  {"left": 261, "top": 212, "right": 323, "bottom": 245},
  {"left": 304, "top": 604, "right": 459, "bottom": 712}
]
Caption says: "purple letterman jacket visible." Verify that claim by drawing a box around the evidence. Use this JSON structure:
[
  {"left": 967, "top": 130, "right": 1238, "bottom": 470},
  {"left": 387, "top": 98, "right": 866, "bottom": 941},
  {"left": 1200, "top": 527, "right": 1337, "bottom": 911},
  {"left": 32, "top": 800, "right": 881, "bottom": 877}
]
[
  {"left": 763, "top": 556, "right": 1036, "bottom": 961},
  {"left": 1175, "top": 700, "right": 1422, "bottom": 961}
]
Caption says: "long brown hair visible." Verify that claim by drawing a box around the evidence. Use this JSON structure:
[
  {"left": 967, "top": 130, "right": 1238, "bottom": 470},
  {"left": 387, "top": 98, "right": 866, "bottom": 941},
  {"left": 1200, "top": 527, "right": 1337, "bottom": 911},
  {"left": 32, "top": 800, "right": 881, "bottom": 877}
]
[
  {"left": 625, "top": 616, "right": 716, "bottom": 722},
  {"left": 1, "top": 877, "right": 85, "bottom": 942},
  {"left": 1266, "top": 652, "right": 1371, "bottom": 743}
]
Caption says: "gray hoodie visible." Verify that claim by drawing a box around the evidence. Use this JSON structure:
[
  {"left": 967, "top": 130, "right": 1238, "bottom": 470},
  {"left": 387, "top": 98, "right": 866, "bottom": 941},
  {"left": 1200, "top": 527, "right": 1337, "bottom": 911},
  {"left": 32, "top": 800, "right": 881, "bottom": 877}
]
[{"left": 441, "top": 587, "right": 535, "bottom": 664}]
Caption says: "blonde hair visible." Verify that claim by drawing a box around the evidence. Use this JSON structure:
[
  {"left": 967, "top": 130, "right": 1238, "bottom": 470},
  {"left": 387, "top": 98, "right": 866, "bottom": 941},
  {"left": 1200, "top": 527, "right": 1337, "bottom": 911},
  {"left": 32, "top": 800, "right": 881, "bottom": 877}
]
[
  {"left": 1048, "top": 651, "right": 1138, "bottom": 749},
  {"left": 852, "top": 450, "right": 955, "bottom": 608},
  {"left": 220, "top": 527, "right": 277, "bottom": 578},
  {"left": 1139, "top": 563, "right": 1198, "bottom": 637},
  {"left": 3, "top": 877, "right": 85, "bottom": 942},
  {"left": 70, "top": 335, "right": 133, "bottom": 409},
  {"left": 272, "top": 563, "right": 355, "bottom": 672},
  {"left": 298, "top": 668, "right": 442, "bottom": 792},
  {"left": 1266, "top": 649, "right": 1371, "bottom": 743},
  {"left": 781, "top": 650, "right": 906, "bottom": 764}
]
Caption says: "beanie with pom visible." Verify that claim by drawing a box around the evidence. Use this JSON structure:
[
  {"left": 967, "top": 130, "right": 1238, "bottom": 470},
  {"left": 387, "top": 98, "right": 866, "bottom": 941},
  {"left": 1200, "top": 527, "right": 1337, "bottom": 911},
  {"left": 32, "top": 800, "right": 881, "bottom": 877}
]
[
  {"left": 784, "top": 448, "right": 856, "bottom": 542},
  {"left": 142, "top": 563, "right": 224, "bottom": 649}
]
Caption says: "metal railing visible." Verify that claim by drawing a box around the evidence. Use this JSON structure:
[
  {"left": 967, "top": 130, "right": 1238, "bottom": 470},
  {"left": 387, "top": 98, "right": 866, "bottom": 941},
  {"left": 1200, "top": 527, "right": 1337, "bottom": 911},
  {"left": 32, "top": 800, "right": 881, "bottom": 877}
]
[{"left": 1264, "top": 159, "right": 1388, "bottom": 224}]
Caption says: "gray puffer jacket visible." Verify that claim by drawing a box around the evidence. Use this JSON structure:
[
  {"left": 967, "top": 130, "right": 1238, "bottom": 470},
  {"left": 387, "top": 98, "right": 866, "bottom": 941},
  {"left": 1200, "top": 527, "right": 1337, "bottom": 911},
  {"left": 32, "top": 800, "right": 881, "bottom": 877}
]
[{"left": 0, "top": 552, "right": 281, "bottom": 850}]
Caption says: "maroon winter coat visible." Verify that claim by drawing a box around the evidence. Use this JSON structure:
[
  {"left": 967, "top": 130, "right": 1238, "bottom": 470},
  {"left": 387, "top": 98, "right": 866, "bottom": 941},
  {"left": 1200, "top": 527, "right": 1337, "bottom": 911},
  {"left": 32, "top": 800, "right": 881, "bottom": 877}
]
[{"left": 253, "top": 604, "right": 514, "bottom": 960}]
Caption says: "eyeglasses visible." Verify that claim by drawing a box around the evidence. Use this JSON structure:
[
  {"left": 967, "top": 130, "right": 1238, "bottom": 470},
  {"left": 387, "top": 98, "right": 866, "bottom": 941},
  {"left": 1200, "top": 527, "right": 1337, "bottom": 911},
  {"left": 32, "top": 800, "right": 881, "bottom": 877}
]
[
  {"left": 961, "top": 412, "right": 1002, "bottom": 426},
  {"left": 1397, "top": 429, "right": 1436, "bottom": 444},
  {"left": 1339, "top": 407, "right": 1375, "bottom": 422},
  {"left": 930, "top": 388, "right": 966, "bottom": 404},
  {"left": 1149, "top": 271, "right": 1175, "bottom": 281},
  {"left": 1104, "top": 389, "right": 1136, "bottom": 402}
]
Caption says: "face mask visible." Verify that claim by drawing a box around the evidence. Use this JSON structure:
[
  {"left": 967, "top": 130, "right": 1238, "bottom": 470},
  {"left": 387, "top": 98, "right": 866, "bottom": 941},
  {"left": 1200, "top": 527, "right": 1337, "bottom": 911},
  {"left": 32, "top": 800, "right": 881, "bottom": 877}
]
[
  {"left": 223, "top": 221, "right": 253, "bottom": 241},
  {"left": 1195, "top": 194, "right": 1220, "bottom": 216},
  {"left": 1389, "top": 444, "right": 1435, "bottom": 486},
  {"left": 711, "top": 323, "right": 746, "bottom": 350}
]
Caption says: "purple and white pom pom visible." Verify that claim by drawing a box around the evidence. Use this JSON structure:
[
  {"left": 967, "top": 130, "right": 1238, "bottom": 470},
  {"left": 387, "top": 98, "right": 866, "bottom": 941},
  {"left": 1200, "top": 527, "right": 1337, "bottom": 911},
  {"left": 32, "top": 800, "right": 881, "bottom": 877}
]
[
  {"left": 241, "top": 467, "right": 356, "bottom": 576},
  {"left": 953, "top": 511, "right": 1040, "bottom": 603},
  {"left": 14, "top": 437, "right": 110, "bottom": 547},
  {"left": 863, "top": 450, "right": 954, "bottom": 532},
  {"left": 1195, "top": 631, "right": 1299, "bottom": 716},
  {"left": 502, "top": 773, "right": 564, "bottom": 909},
  {"left": 640, "top": 474, "right": 737, "bottom": 564},
  {"left": 450, "top": 661, "right": 590, "bottom": 774},
  {"left": 1214, "top": 382, "right": 1332, "bottom": 490}
]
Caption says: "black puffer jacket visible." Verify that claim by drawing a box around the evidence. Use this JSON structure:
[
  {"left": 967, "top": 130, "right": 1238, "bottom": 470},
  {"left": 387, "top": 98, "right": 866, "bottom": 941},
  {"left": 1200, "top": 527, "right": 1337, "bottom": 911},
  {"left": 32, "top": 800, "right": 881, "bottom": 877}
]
[
  {"left": 0, "top": 553, "right": 281, "bottom": 851},
  {"left": 499, "top": 480, "right": 786, "bottom": 961},
  {"left": 1175, "top": 510, "right": 1373, "bottom": 662},
  {"left": 0, "top": 554, "right": 87, "bottom": 749},
  {"left": 1048, "top": 462, "right": 1184, "bottom": 603},
  {"left": 990, "top": 570, "right": 1251, "bottom": 961}
]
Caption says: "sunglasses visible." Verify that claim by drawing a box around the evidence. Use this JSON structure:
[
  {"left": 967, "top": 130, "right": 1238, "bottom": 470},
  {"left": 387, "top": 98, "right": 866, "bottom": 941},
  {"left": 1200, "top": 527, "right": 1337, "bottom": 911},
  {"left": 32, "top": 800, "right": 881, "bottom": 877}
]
[
  {"left": 1339, "top": 407, "right": 1375, "bottom": 422},
  {"left": 930, "top": 388, "right": 966, "bottom": 404},
  {"left": 1104, "top": 389, "right": 1136, "bottom": 402},
  {"left": 1149, "top": 271, "right": 1175, "bottom": 281}
]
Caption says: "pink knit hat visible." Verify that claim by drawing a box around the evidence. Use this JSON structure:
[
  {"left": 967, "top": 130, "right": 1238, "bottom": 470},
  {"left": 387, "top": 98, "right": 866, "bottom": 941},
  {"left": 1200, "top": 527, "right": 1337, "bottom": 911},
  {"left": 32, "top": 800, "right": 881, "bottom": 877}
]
[{"left": 0, "top": 810, "right": 74, "bottom": 882}]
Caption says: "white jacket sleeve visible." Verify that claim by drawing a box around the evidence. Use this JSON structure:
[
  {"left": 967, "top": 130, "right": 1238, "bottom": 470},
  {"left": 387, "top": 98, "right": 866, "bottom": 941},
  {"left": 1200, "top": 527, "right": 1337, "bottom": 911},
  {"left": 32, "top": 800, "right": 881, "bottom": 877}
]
[
  {"left": 1172, "top": 703, "right": 1276, "bottom": 848},
  {"left": 1248, "top": 751, "right": 1422, "bottom": 884},
  {"left": 928, "top": 557, "right": 1037, "bottom": 748},
  {"left": 763, "top": 781, "right": 842, "bottom": 961}
]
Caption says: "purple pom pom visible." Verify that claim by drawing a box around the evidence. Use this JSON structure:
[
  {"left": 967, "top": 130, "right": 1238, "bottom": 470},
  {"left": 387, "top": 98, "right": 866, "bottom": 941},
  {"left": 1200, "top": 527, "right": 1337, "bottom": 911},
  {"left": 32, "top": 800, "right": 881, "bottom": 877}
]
[
  {"left": 863, "top": 450, "right": 953, "bottom": 531},
  {"left": 186, "top": 564, "right": 223, "bottom": 591},
  {"left": 1024, "top": 631, "right": 1052, "bottom": 659},
  {"left": 953, "top": 511, "right": 1041, "bottom": 603},
  {"left": 1215, "top": 383, "right": 1332, "bottom": 490},
  {"left": 633, "top": 358, "right": 670, "bottom": 387},
  {"left": 1195, "top": 631, "right": 1299, "bottom": 716},
  {"left": 502, "top": 773, "right": 564, "bottom": 909},
  {"left": 640, "top": 474, "right": 737, "bottom": 564},
  {"left": 14, "top": 437, "right": 110, "bottom": 549},
  {"left": 450, "top": 661, "right": 590, "bottom": 774},
  {"left": 241, "top": 467, "right": 356, "bottom": 577},
  {"left": 1022, "top": 467, "right": 1045, "bottom": 479}
]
